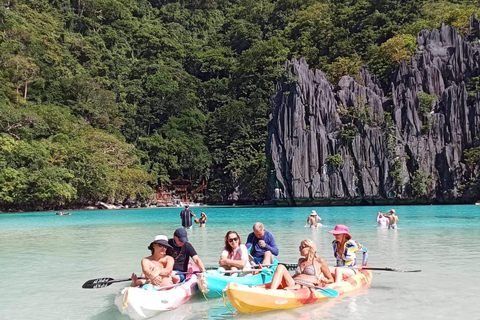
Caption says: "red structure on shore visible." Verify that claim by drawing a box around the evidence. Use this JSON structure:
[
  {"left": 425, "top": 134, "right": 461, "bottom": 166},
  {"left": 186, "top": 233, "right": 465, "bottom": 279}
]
[{"left": 155, "top": 177, "right": 207, "bottom": 206}]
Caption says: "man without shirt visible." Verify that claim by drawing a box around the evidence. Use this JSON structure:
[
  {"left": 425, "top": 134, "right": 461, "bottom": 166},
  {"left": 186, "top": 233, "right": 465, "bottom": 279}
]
[{"left": 384, "top": 209, "right": 399, "bottom": 229}]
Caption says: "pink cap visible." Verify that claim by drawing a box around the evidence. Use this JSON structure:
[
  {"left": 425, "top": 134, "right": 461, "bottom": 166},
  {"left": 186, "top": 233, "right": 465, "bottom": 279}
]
[{"left": 328, "top": 224, "right": 351, "bottom": 238}]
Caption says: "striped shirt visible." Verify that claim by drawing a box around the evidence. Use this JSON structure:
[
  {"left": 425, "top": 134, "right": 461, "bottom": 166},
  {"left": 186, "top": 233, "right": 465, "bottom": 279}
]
[{"left": 332, "top": 239, "right": 368, "bottom": 267}]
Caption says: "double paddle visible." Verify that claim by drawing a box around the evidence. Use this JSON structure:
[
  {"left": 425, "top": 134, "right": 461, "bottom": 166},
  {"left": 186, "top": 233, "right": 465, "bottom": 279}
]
[
  {"left": 82, "top": 263, "right": 421, "bottom": 289},
  {"left": 82, "top": 267, "right": 273, "bottom": 289},
  {"left": 278, "top": 263, "right": 421, "bottom": 273}
]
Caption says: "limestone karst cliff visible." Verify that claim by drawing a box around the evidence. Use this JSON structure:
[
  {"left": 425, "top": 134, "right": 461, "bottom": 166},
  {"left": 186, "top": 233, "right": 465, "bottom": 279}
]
[{"left": 267, "top": 18, "right": 480, "bottom": 205}]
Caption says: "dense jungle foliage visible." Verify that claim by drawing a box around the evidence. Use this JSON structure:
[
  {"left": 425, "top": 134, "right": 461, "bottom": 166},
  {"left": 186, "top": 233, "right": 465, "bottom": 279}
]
[{"left": 1, "top": 0, "right": 480, "bottom": 210}]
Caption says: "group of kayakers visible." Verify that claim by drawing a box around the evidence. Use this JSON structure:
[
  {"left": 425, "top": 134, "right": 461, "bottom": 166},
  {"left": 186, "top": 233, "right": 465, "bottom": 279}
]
[
  {"left": 271, "top": 224, "right": 368, "bottom": 289},
  {"left": 131, "top": 228, "right": 206, "bottom": 289},
  {"left": 131, "top": 219, "right": 368, "bottom": 292},
  {"left": 376, "top": 209, "right": 399, "bottom": 229}
]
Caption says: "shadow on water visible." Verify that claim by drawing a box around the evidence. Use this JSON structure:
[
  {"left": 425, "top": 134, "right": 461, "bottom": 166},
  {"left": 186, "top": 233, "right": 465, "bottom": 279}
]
[{"left": 89, "top": 294, "right": 127, "bottom": 320}]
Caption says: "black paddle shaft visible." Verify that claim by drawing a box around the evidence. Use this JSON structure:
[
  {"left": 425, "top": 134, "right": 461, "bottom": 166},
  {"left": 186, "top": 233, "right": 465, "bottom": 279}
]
[
  {"left": 280, "top": 263, "right": 421, "bottom": 273},
  {"left": 82, "top": 277, "right": 146, "bottom": 289}
]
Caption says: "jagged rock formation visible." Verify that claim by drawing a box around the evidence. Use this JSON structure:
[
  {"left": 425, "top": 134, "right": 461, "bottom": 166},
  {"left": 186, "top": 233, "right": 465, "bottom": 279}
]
[{"left": 267, "top": 18, "right": 480, "bottom": 205}]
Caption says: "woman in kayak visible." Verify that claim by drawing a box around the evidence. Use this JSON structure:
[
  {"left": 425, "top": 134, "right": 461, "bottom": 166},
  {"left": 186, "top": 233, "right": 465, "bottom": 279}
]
[
  {"left": 328, "top": 225, "right": 368, "bottom": 282},
  {"left": 131, "top": 235, "right": 176, "bottom": 288},
  {"left": 218, "top": 231, "right": 251, "bottom": 277},
  {"left": 269, "top": 239, "right": 334, "bottom": 289}
]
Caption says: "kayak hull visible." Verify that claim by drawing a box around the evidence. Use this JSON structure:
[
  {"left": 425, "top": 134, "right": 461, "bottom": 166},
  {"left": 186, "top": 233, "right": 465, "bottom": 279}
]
[
  {"left": 226, "top": 266, "right": 373, "bottom": 313},
  {"left": 114, "top": 263, "right": 199, "bottom": 319},
  {"left": 197, "top": 261, "right": 277, "bottom": 298}
]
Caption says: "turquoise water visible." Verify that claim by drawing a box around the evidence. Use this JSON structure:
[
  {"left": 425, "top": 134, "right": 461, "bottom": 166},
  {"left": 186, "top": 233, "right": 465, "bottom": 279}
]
[{"left": 0, "top": 205, "right": 478, "bottom": 319}]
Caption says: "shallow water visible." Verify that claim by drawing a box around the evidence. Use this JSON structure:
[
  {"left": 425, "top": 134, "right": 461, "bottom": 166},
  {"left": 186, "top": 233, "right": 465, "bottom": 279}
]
[{"left": 0, "top": 205, "right": 478, "bottom": 319}]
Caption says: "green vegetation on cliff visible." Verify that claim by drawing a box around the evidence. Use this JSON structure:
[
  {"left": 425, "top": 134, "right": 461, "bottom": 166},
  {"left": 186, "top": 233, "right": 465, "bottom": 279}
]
[{"left": 1, "top": 0, "right": 480, "bottom": 209}]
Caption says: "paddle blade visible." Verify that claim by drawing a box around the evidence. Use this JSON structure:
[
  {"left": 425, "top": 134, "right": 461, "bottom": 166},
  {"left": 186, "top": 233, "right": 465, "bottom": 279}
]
[
  {"left": 280, "top": 263, "right": 298, "bottom": 271},
  {"left": 82, "top": 277, "right": 114, "bottom": 289},
  {"left": 315, "top": 288, "right": 339, "bottom": 298}
]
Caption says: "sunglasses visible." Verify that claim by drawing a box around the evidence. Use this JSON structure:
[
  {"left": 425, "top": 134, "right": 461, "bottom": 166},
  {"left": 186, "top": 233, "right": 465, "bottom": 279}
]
[
  {"left": 228, "top": 237, "right": 239, "bottom": 243},
  {"left": 299, "top": 245, "right": 308, "bottom": 250}
]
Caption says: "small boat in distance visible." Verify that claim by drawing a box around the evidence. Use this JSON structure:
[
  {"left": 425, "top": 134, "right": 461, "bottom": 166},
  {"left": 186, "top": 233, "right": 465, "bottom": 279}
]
[
  {"left": 475, "top": 202, "right": 480, "bottom": 206},
  {"left": 56, "top": 212, "right": 71, "bottom": 216}
]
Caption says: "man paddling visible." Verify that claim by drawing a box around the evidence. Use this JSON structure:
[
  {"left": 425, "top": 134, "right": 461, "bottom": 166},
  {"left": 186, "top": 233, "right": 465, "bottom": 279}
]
[
  {"left": 166, "top": 228, "right": 205, "bottom": 283},
  {"left": 246, "top": 222, "right": 279, "bottom": 265}
]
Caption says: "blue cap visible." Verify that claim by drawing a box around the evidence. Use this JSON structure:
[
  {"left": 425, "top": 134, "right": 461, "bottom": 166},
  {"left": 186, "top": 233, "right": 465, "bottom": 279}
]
[{"left": 174, "top": 228, "right": 188, "bottom": 242}]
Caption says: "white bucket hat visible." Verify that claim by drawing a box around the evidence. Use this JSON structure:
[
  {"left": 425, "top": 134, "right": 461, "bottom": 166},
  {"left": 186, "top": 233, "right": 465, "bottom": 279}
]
[{"left": 310, "top": 210, "right": 318, "bottom": 216}]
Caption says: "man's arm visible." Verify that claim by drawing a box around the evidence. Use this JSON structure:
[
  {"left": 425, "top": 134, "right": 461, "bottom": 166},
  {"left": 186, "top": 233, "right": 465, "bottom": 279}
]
[
  {"left": 264, "top": 232, "right": 279, "bottom": 256},
  {"left": 158, "top": 256, "right": 175, "bottom": 276},
  {"left": 245, "top": 232, "right": 254, "bottom": 250},
  {"left": 192, "top": 255, "right": 205, "bottom": 271}
]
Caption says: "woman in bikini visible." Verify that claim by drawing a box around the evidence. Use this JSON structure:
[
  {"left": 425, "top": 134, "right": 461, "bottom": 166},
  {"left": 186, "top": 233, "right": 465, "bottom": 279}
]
[
  {"left": 269, "top": 239, "right": 334, "bottom": 289},
  {"left": 131, "top": 235, "right": 176, "bottom": 288},
  {"left": 306, "top": 210, "right": 322, "bottom": 228},
  {"left": 328, "top": 225, "right": 368, "bottom": 282},
  {"left": 199, "top": 212, "right": 207, "bottom": 227}
]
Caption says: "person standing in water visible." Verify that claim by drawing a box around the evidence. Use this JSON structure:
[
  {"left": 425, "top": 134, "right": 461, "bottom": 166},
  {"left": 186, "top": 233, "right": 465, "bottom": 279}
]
[
  {"left": 384, "top": 209, "right": 399, "bottom": 229},
  {"left": 180, "top": 204, "right": 196, "bottom": 229},
  {"left": 307, "top": 210, "right": 322, "bottom": 228},
  {"left": 376, "top": 211, "right": 389, "bottom": 228},
  {"left": 199, "top": 212, "right": 207, "bottom": 227}
]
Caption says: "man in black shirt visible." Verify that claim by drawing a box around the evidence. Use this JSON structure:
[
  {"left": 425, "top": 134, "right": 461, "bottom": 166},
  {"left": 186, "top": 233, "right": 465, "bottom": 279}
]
[
  {"left": 180, "top": 204, "right": 196, "bottom": 229},
  {"left": 167, "top": 228, "right": 205, "bottom": 282}
]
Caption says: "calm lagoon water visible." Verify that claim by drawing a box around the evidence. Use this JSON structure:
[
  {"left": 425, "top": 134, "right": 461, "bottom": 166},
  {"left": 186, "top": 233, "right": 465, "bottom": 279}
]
[{"left": 0, "top": 205, "right": 478, "bottom": 319}]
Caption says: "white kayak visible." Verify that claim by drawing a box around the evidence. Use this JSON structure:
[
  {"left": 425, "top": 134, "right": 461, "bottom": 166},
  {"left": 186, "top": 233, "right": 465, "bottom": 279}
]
[{"left": 114, "top": 263, "right": 199, "bottom": 319}]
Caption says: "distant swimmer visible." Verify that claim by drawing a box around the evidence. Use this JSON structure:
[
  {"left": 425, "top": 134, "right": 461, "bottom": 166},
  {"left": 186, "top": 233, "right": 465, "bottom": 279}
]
[
  {"left": 384, "top": 209, "right": 399, "bottom": 229},
  {"left": 306, "top": 210, "right": 322, "bottom": 228},
  {"left": 376, "top": 212, "right": 389, "bottom": 228}
]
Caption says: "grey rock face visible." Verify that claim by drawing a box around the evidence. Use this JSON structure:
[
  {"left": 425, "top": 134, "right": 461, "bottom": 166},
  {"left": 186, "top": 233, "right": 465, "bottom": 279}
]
[{"left": 268, "top": 19, "right": 480, "bottom": 205}]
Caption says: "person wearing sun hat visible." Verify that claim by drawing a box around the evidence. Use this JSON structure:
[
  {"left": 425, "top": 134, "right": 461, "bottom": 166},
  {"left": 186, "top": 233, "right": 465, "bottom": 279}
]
[
  {"left": 130, "top": 235, "right": 175, "bottom": 288},
  {"left": 166, "top": 228, "right": 206, "bottom": 283},
  {"left": 306, "top": 209, "right": 322, "bottom": 228},
  {"left": 328, "top": 225, "right": 368, "bottom": 282}
]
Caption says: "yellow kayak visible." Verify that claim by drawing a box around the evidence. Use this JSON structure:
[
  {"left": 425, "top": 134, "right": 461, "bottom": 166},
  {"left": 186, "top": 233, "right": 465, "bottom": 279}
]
[{"left": 226, "top": 267, "right": 373, "bottom": 313}]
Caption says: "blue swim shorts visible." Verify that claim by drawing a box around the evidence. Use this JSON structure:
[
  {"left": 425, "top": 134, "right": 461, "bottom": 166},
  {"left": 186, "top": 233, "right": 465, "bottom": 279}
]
[
  {"left": 252, "top": 256, "right": 263, "bottom": 264},
  {"left": 174, "top": 270, "right": 186, "bottom": 282}
]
